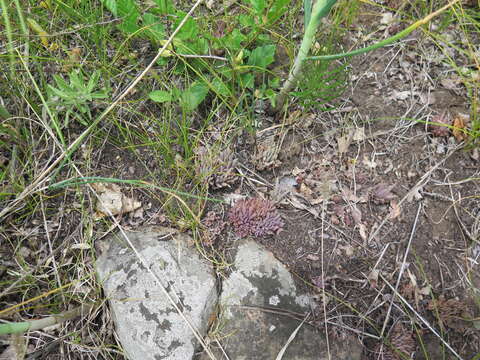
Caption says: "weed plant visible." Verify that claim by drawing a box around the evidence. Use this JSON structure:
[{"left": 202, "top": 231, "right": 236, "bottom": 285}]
[{"left": 0, "top": 0, "right": 479, "bottom": 358}]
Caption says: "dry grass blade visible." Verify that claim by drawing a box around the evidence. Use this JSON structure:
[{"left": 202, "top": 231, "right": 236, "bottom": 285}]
[
  {"left": 1, "top": 0, "right": 219, "bottom": 358},
  {"left": 275, "top": 316, "right": 308, "bottom": 360},
  {"left": 0, "top": 0, "right": 205, "bottom": 221},
  {"left": 380, "top": 202, "right": 422, "bottom": 337},
  {"left": 379, "top": 274, "right": 464, "bottom": 360},
  {"left": 368, "top": 144, "right": 462, "bottom": 244}
]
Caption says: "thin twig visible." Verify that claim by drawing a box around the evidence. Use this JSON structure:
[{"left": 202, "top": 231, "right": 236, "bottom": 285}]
[
  {"left": 368, "top": 144, "right": 461, "bottom": 243},
  {"left": 275, "top": 315, "right": 308, "bottom": 360},
  {"left": 320, "top": 200, "right": 331, "bottom": 359},
  {"left": 380, "top": 202, "right": 422, "bottom": 337},
  {"left": 379, "top": 273, "right": 465, "bottom": 360}
]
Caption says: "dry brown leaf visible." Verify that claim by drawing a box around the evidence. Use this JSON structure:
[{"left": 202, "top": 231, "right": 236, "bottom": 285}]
[
  {"left": 337, "top": 129, "right": 354, "bottom": 154},
  {"left": 388, "top": 200, "right": 401, "bottom": 220},
  {"left": 299, "top": 182, "right": 314, "bottom": 198},
  {"left": 380, "top": 12, "right": 394, "bottom": 25},
  {"left": 352, "top": 127, "right": 366, "bottom": 142},
  {"left": 363, "top": 155, "right": 377, "bottom": 169},
  {"left": 358, "top": 223, "right": 368, "bottom": 242},
  {"left": 418, "top": 285, "right": 431, "bottom": 296},
  {"left": 339, "top": 244, "right": 355, "bottom": 257},
  {"left": 372, "top": 183, "right": 397, "bottom": 204},
  {"left": 270, "top": 176, "right": 297, "bottom": 203},
  {"left": 341, "top": 188, "right": 361, "bottom": 203},
  {"left": 285, "top": 109, "right": 301, "bottom": 125},
  {"left": 351, "top": 205, "right": 362, "bottom": 225},
  {"left": 306, "top": 254, "right": 320, "bottom": 261},
  {"left": 289, "top": 196, "right": 320, "bottom": 218},
  {"left": 440, "top": 78, "right": 462, "bottom": 91},
  {"left": 452, "top": 114, "right": 469, "bottom": 142},
  {"left": 93, "top": 183, "right": 141, "bottom": 219},
  {"left": 367, "top": 269, "right": 379, "bottom": 289}
]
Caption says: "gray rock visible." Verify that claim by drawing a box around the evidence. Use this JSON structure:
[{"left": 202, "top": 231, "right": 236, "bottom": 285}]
[
  {"left": 198, "top": 240, "right": 362, "bottom": 360},
  {"left": 96, "top": 227, "right": 218, "bottom": 360}
]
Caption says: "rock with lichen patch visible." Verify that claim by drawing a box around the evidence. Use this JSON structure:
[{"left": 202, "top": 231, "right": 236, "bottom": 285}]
[{"left": 95, "top": 227, "right": 217, "bottom": 360}]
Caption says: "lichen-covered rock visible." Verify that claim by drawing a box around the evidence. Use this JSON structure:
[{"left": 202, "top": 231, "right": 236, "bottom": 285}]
[
  {"left": 96, "top": 227, "right": 217, "bottom": 360},
  {"left": 198, "top": 240, "right": 362, "bottom": 360}
]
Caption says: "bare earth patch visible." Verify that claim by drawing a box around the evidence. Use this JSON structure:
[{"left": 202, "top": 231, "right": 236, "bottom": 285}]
[
  {"left": 210, "top": 26, "right": 480, "bottom": 358},
  {"left": 1, "top": 2, "right": 479, "bottom": 359}
]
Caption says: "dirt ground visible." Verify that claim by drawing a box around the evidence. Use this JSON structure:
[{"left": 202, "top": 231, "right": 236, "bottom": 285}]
[
  {"left": 202, "top": 18, "right": 480, "bottom": 358},
  {"left": 1, "top": 3, "right": 479, "bottom": 360},
  {"left": 215, "top": 34, "right": 480, "bottom": 358}
]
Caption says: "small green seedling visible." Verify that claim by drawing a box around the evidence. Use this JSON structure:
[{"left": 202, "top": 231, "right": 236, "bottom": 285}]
[{"left": 46, "top": 69, "right": 110, "bottom": 127}]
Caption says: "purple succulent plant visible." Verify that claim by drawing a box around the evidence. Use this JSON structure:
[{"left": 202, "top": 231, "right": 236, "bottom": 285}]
[{"left": 228, "top": 198, "right": 284, "bottom": 238}]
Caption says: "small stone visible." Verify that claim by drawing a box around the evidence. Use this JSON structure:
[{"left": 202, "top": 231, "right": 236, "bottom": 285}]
[{"left": 96, "top": 227, "right": 218, "bottom": 360}]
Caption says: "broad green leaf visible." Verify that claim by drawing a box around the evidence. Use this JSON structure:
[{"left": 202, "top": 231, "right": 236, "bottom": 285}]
[
  {"left": 103, "top": 0, "right": 139, "bottom": 34},
  {"left": 267, "top": 0, "right": 292, "bottom": 24},
  {"left": 91, "top": 91, "right": 109, "bottom": 99},
  {"left": 269, "top": 77, "right": 280, "bottom": 88},
  {"left": 181, "top": 82, "right": 209, "bottom": 112},
  {"left": 256, "top": 33, "right": 271, "bottom": 45},
  {"left": 238, "top": 14, "right": 255, "bottom": 27},
  {"left": 156, "top": 57, "right": 169, "bottom": 66},
  {"left": 152, "top": 0, "right": 174, "bottom": 14},
  {"left": 116, "top": 0, "right": 138, "bottom": 18},
  {"left": 52, "top": 75, "right": 70, "bottom": 92},
  {"left": 174, "top": 37, "right": 208, "bottom": 55},
  {"left": 265, "top": 88, "right": 276, "bottom": 107},
  {"left": 248, "top": 0, "right": 265, "bottom": 14},
  {"left": 143, "top": 12, "right": 165, "bottom": 42},
  {"left": 118, "top": 15, "right": 140, "bottom": 34},
  {"left": 149, "top": 90, "right": 173, "bottom": 103},
  {"left": 219, "top": 67, "right": 233, "bottom": 80},
  {"left": 192, "top": 38, "right": 209, "bottom": 54},
  {"left": 240, "top": 73, "right": 254, "bottom": 89},
  {"left": 70, "top": 71, "right": 84, "bottom": 89},
  {"left": 100, "top": 0, "right": 117, "bottom": 16},
  {"left": 223, "top": 29, "right": 246, "bottom": 52},
  {"left": 47, "top": 85, "right": 72, "bottom": 100},
  {"left": 87, "top": 71, "right": 101, "bottom": 92},
  {"left": 247, "top": 45, "right": 276, "bottom": 69},
  {"left": 175, "top": 11, "right": 198, "bottom": 40},
  {"left": 211, "top": 78, "right": 231, "bottom": 97}
]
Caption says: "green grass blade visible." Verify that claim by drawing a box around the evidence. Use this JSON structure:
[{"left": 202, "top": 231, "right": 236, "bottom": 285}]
[
  {"left": 304, "top": 0, "right": 312, "bottom": 29},
  {"left": 307, "top": 0, "right": 460, "bottom": 61}
]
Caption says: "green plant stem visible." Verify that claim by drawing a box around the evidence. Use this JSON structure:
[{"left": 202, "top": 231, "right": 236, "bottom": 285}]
[
  {"left": 47, "top": 176, "right": 224, "bottom": 203},
  {"left": 307, "top": 0, "right": 460, "bottom": 61},
  {"left": 273, "top": 0, "right": 337, "bottom": 113},
  {"left": 0, "top": 105, "right": 12, "bottom": 120},
  {"left": 0, "top": 0, "right": 15, "bottom": 78},
  {"left": 13, "top": 0, "right": 28, "bottom": 37},
  {"left": 0, "top": 304, "right": 93, "bottom": 335}
]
